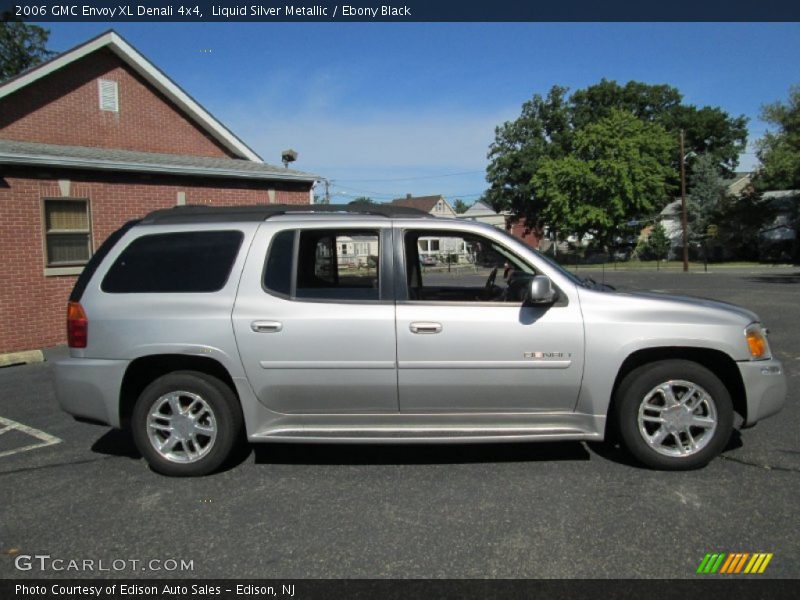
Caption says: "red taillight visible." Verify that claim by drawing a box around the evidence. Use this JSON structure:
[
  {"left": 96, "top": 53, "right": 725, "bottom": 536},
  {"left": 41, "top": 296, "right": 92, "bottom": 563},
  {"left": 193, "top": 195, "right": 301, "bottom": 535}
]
[{"left": 67, "top": 301, "right": 88, "bottom": 348}]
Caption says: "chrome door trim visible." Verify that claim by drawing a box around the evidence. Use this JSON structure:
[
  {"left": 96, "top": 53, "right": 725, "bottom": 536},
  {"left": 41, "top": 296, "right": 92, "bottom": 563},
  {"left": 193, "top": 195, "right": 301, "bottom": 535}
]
[
  {"left": 398, "top": 360, "right": 572, "bottom": 369},
  {"left": 259, "top": 360, "right": 396, "bottom": 370}
]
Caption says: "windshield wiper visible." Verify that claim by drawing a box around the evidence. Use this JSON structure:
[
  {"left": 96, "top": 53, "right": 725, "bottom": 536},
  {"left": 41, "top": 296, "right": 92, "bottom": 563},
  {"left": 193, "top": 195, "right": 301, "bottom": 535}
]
[{"left": 580, "top": 276, "right": 615, "bottom": 291}]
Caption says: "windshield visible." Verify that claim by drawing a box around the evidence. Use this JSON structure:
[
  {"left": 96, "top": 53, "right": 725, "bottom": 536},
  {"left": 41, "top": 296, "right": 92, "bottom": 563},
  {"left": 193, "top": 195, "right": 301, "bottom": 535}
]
[{"left": 530, "top": 248, "right": 585, "bottom": 286}]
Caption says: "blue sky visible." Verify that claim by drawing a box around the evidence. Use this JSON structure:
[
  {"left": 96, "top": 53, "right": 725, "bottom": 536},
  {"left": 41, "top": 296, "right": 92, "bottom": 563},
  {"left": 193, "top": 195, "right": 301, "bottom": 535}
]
[{"left": 43, "top": 22, "right": 800, "bottom": 204}]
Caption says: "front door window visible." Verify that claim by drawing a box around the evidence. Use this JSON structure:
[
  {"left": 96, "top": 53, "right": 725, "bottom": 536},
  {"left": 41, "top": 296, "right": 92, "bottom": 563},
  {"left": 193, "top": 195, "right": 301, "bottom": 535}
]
[{"left": 403, "top": 230, "right": 536, "bottom": 303}]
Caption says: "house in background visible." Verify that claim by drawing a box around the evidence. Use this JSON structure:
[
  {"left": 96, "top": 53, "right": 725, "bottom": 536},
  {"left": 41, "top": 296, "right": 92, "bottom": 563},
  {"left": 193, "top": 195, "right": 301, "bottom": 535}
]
[
  {"left": 723, "top": 172, "right": 753, "bottom": 197},
  {"left": 390, "top": 193, "right": 457, "bottom": 218},
  {"left": 759, "top": 190, "right": 799, "bottom": 262},
  {"left": 458, "top": 199, "right": 507, "bottom": 228},
  {"left": 457, "top": 199, "right": 543, "bottom": 249},
  {"left": 335, "top": 234, "right": 380, "bottom": 268},
  {"left": 651, "top": 172, "right": 800, "bottom": 261},
  {"left": 389, "top": 194, "right": 464, "bottom": 257},
  {"left": 0, "top": 30, "right": 318, "bottom": 356},
  {"left": 655, "top": 172, "right": 754, "bottom": 257}
]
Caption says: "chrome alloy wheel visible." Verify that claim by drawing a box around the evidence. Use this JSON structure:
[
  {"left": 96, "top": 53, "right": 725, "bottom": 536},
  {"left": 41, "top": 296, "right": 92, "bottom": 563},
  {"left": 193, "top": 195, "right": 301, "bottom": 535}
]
[
  {"left": 637, "top": 380, "right": 718, "bottom": 458},
  {"left": 146, "top": 391, "right": 217, "bottom": 463}
]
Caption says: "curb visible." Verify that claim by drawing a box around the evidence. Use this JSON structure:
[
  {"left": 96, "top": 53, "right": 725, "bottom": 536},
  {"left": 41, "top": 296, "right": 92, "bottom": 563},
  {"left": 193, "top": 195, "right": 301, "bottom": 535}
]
[{"left": 0, "top": 350, "right": 45, "bottom": 368}]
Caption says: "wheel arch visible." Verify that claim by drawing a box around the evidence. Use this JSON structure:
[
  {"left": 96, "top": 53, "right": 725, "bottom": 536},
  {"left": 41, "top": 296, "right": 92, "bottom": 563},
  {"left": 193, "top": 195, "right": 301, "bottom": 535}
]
[
  {"left": 606, "top": 346, "right": 746, "bottom": 438},
  {"left": 120, "top": 354, "right": 238, "bottom": 429}
]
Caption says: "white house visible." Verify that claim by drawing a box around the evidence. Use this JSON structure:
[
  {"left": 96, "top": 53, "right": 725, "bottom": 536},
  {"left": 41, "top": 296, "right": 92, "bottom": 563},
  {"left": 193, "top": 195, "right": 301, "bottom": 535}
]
[
  {"left": 457, "top": 199, "right": 509, "bottom": 229},
  {"left": 389, "top": 194, "right": 466, "bottom": 259}
]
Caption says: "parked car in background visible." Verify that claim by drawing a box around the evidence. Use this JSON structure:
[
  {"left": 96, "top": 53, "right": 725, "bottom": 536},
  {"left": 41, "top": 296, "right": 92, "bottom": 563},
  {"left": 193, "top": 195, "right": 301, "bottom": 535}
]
[
  {"left": 420, "top": 255, "right": 438, "bottom": 266},
  {"left": 54, "top": 204, "right": 786, "bottom": 476}
]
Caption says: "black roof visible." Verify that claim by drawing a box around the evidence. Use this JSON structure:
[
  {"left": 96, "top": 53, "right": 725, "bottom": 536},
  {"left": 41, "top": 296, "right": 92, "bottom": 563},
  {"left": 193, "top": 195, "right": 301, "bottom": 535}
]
[{"left": 140, "top": 204, "right": 430, "bottom": 225}]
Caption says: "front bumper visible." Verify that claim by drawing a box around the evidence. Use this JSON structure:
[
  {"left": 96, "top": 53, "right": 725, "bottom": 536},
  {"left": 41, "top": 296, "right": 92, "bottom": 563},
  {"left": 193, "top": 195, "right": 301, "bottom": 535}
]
[
  {"left": 53, "top": 358, "right": 130, "bottom": 428},
  {"left": 737, "top": 358, "right": 787, "bottom": 426}
]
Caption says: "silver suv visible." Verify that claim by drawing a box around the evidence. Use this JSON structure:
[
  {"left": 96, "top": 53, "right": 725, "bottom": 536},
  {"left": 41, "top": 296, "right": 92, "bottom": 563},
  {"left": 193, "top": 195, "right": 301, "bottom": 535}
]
[{"left": 54, "top": 205, "right": 787, "bottom": 476}]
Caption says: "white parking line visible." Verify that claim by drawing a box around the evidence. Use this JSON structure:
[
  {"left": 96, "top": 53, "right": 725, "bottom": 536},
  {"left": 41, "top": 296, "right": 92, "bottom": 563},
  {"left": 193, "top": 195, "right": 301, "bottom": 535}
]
[{"left": 0, "top": 416, "right": 62, "bottom": 458}]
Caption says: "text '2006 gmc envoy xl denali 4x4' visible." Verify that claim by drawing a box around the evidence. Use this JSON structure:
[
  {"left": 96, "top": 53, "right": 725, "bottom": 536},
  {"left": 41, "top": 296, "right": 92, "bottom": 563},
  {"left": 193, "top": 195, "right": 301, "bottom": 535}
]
[{"left": 54, "top": 204, "right": 787, "bottom": 476}]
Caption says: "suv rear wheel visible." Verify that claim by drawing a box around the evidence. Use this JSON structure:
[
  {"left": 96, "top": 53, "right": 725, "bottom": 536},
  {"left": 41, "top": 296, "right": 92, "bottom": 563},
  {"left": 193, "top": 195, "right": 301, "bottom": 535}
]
[
  {"left": 615, "top": 360, "right": 733, "bottom": 470},
  {"left": 131, "top": 371, "right": 243, "bottom": 476}
]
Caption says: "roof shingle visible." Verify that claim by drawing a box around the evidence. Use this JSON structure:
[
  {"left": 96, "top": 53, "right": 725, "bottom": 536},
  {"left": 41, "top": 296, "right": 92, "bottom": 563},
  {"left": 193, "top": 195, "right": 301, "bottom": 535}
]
[
  {"left": 389, "top": 194, "right": 445, "bottom": 212},
  {"left": 0, "top": 139, "right": 318, "bottom": 182}
]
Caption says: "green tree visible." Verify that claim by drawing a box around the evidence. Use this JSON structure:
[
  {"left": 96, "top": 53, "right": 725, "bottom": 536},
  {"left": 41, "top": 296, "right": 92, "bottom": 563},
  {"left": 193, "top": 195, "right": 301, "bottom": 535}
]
[
  {"left": 570, "top": 79, "right": 682, "bottom": 129},
  {"left": 755, "top": 85, "right": 800, "bottom": 191},
  {"left": 484, "top": 79, "right": 747, "bottom": 237},
  {"left": 347, "top": 196, "right": 376, "bottom": 208},
  {"left": 530, "top": 110, "right": 674, "bottom": 246},
  {"left": 571, "top": 79, "right": 747, "bottom": 175},
  {"left": 688, "top": 153, "right": 727, "bottom": 239},
  {"left": 0, "top": 20, "right": 56, "bottom": 82},
  {"left": 711, "top": 189, "right": 776, "bottom": 261},
  {"left": 638, "top": 223, "right": 671, "bottom": 262},
  {"left": 452, "top": 199, "right": 469, "bottom": 214},
  {"left": 667, "top": 105, "right": 748, "bottom": 177},
  {"left": 484, "top": 86, "right": 572, "bottom": 229}
]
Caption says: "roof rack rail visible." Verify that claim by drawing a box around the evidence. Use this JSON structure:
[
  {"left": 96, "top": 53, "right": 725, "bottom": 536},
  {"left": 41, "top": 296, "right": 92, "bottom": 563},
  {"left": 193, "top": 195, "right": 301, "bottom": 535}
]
[{"left": 140, "top": 203, "right": 430, "bottom": 224}]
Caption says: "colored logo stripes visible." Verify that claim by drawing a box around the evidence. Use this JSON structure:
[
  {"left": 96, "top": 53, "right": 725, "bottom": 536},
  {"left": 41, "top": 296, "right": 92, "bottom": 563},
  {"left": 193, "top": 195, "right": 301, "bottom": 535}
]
[{"left": 697, "top": 552, "right": 773, "bottom": 574}]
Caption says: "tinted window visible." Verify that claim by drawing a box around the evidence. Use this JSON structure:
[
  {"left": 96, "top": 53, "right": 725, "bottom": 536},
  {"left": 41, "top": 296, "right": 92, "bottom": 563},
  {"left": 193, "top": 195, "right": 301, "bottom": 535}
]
[
  {"left": 295, "top": 229, "right": 380, "bottom": 301},
  {"left": 70, "top": 219, "right": 139, "bottom": 301},
  {"left": 263, "top": 229, "right": 295, "bottom": 296},
  {"left": 102, "top": 231, "right": 243, "bottom": 293}
]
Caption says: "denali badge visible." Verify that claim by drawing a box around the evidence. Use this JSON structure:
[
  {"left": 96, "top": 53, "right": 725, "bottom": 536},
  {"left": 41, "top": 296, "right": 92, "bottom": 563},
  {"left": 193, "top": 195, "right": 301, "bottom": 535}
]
[{"left": 524, "top": 351, "right": 573, "bottom": 359}]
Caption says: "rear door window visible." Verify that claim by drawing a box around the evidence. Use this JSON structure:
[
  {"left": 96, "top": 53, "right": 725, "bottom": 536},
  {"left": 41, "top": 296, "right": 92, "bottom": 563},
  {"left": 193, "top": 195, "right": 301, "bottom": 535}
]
[
  {"left": 262, "top": 228, "right": 381, "bottom": 302},
  {"left": 102, "top": 231, "right": 243, "bottom": 293}
]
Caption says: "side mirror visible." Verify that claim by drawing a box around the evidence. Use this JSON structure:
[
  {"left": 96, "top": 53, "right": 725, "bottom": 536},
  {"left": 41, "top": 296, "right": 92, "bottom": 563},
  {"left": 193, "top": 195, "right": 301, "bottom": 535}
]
[{"left": 525, "top": 275, "right": 557, "bottom": 305}]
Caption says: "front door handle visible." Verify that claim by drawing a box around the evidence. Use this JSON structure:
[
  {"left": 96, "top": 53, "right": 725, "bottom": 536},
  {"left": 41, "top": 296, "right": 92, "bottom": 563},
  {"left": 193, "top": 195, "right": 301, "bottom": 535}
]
[
  {"left": 251, "top": 320, "right": 283, "bottom": 333},
  {"left": 409, "top": 322, "right": 442, "bottom": 334}
]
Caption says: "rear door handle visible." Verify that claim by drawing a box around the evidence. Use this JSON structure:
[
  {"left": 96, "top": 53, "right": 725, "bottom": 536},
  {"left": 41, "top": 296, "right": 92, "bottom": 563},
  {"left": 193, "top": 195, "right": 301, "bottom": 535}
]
[
  {"left": 409, "top": 322, "right": 442, "bottom": 334},
  {"left": 251, "top": 320, "right": 283, "bottom": 333}
]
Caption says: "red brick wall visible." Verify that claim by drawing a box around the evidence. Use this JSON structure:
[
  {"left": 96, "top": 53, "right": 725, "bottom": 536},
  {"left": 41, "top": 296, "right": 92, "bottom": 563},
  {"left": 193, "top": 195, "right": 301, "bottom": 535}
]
[
  {"left": 0, "top": 168, "right": 311, "bottom": 354},
  {"left": 505, "top": 218, "right": 542, "bottom": 249},
  {"left": 0, "top": 48, "right": 236, "bottom": 158}
]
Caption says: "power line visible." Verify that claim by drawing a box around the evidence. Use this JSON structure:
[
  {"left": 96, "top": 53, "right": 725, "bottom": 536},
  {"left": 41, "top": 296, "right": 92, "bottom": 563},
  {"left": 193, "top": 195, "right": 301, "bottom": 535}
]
[
  {"left": 335, "top": 170, "right": 485, "bottom": 183},
  {"left": 332, "top": 184, "right": 488, "bottom": 201}
]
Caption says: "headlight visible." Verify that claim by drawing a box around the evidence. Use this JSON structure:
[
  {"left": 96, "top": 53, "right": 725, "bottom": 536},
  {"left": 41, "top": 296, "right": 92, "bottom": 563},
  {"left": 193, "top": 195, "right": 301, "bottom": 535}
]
[{"left": 745, "top": 323, "right": 771, "bottom": 360}]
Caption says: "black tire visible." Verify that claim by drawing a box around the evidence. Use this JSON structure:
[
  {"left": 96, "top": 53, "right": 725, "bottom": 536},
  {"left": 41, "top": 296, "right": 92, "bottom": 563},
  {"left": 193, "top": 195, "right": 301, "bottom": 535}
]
[
  {"left": 131, "top": 370, "right": 243, "bottom": 477},
  {"left": 615, "top": 360, "right": 733, "bottom": 470}
]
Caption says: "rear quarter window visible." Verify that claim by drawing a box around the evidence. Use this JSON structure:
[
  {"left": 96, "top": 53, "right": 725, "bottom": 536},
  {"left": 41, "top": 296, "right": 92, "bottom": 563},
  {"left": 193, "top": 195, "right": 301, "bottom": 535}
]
[
  {"left": 101, "top": 230, "right": 244, "bottom": 293},
  {"left": 262, "top": 229, "right": 295, "bottom": 297}
]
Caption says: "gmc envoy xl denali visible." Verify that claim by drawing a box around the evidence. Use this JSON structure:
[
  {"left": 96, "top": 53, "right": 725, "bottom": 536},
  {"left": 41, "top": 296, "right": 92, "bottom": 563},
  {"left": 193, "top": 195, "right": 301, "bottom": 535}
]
[{"left": 54, "top": 204, "right": 787, "bottom": 476}]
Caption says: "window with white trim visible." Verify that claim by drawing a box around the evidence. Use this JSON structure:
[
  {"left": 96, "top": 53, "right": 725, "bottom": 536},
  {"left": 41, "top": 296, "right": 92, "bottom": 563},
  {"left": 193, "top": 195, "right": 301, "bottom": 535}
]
[
  {"left": 43, "top": 199, "right": 92, "bottom": 267},
  {"left": 98, "top": 79, "right": 119, "bottom": 112}
]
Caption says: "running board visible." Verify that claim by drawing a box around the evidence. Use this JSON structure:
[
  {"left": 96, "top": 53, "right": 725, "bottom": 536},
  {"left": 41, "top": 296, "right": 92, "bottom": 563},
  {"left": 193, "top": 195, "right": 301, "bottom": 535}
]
[{"left": 251, "top": 426, "right": 603, "bottom": 444}]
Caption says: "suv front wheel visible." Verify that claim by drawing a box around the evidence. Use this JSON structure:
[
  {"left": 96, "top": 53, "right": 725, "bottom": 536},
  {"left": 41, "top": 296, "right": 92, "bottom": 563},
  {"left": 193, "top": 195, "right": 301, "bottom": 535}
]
[
  {"left": 131, "top": 371, "right": 243, "bottom": 476},
  {"left": 615, "top": 360, "right": 733, "bottom": 470}
]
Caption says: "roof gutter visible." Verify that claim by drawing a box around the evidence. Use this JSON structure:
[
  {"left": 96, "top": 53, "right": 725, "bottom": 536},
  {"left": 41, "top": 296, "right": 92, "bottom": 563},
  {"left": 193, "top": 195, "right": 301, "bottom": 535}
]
[{"left": 0, "top": 152, "right": 319, "bottom": 183}]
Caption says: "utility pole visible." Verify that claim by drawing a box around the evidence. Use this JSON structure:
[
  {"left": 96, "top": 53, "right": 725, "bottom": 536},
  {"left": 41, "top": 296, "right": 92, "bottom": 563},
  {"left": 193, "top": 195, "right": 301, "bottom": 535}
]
[
  {"left": 680, "top": 130, "right": 689, "bottom": 272},
  {"left": 324, "top": 179, "right": 330, "bottom": 205}
]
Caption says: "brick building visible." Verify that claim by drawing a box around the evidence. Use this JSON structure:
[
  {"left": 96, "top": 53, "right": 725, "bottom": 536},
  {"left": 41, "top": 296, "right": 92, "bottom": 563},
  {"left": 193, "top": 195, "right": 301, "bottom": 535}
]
[
  {"left": 0, "top": 31, "right": 317, "bottom": 356},
  {"left": 505, "top": 218, "right": 543, "bottom": 249},
  {"left": 457, "top": 200, "right": 543, "bottom": 249}
]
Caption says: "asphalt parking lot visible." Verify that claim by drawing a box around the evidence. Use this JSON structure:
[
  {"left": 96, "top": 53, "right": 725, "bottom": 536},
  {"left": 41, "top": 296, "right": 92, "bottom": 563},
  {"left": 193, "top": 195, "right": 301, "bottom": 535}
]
[{"left": 1, "top": 265, "right": 798, "bottom": 579}]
